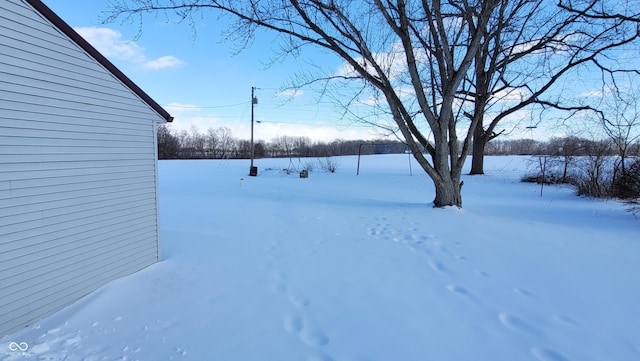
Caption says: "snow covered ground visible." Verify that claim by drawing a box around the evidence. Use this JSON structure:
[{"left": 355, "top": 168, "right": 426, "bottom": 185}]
[{"left": 2, "top": 155, "right": 639, "bottom": 361}]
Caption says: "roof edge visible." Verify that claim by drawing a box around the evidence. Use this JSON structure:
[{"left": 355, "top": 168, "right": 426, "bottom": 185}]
[{"left": 25, "top": 0, "right": 173, "bottom": 122}]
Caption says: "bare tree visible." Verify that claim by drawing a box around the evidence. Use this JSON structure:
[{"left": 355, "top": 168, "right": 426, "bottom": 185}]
[
  {"left": 546, "top": 136, "right": 583, "bottom": 183},
  {"left": 108, "top": 0, "right": 501, "bottom": 207},
  {"left": 585, "top": 75, "right": 640, "bottom": 198},
  {"left": 558, "top": 0, "right": 640, "bottom": 24},
  {"left": 189, "top": 125, "right": 206, "bottom": 158},
  {"left": 216, "top": 126, "right": 235, "bottom": 159},
  {"left": 205, "top": 127, "right": 219, "bottom": 158},
  {"left": 465, "top": 0, "right": 640, "bottom": 174},
  {"left": 599, "top": 78, "right": 640, "bottom": 176},
  {"left": 157, "top": 124, "right": 180, "bottom": 159}
]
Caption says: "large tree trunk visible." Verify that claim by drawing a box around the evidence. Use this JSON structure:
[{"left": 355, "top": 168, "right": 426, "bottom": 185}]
[
  {"left": 433, "top": 176, "right": 462, "bottom": 207},
  {"left": 405, "top": 137, "right": 463, "bottom": 208},
  {"left": 470, "top": 127, "right": 487, "bottom": 175}
]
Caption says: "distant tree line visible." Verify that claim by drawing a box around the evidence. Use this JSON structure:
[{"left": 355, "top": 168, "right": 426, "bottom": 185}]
[
  {"left": 157, "top": 125, "right": 411, "bottom": 160},
  {"left": 158, "top": 125, "right": 639, "bottom": 160},
  {"left": 485, "top": 137, "right": 640, "bottom": 157}
]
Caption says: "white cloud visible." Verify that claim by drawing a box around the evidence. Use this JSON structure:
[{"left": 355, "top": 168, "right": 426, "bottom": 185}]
[
  {"left": 276, "top": 89, "right": 305, "bottom": 98},
  {"left": 493, "top": 87, "right": 531, "bottom": 102},
  {"left": 162, "top": 103, "right": 226, "bottom": 133},
  {"left": 335, "top": 40, "right": 414, "bottom": 81},
  {"left": 74, "top": 27, "right": 184, "bottom": 70},
  {"left": 162, "top": 102, "right": 382, "bottom": 142},
  {"left": 579, "top": 90, "right": 604, "bottom": 98},
  {"left": 143, "top": 56, "right": 184, "bottom": 70}
]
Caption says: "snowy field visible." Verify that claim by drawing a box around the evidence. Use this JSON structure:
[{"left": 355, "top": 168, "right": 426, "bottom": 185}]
[{"left": 2, "top": 155, "right": 639, "bottom": 361}]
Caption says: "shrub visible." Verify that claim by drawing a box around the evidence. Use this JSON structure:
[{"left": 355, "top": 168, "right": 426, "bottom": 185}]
[
  {"left": 303, "top": 160, "right": 316, "bottom": 172},
  {"left": 612, "top": 158, "right": 640, "bottom": 199},
  {"left": 572, "top": 155, "right": 614, "bottom": 198},
  {"left": 317, "top": 157, "right": 339, "bottom": 173}
]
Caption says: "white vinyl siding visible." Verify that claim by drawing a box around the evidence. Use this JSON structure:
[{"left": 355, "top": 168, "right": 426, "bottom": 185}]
[{"left": 0, "top": 0, "right": 163, "bottom": 335}]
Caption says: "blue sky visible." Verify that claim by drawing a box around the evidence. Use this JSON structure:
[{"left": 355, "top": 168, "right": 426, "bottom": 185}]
[
  {"left": 44, "top": 0, "right": 383, "bottom": 142},
  {"left": 42, "top": 1, "right": 635, "bottom": 143}
]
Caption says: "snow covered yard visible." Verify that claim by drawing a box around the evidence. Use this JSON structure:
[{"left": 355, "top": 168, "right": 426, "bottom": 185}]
[{"left": 2, "top": 155, "right": 639, "bottom": 361}]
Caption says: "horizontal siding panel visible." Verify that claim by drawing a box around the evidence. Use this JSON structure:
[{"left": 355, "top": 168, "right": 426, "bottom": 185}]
[
  {"left": 0, "top": 204, "right": 157, "bottom": 256},
  {"left": 0, "top": 145, "right": 151, "bottom": 156},
  {"left": 0, "top": 56, "right": 139, "bottom": 103},
  {"left": 0, "top": 11, "right": 126, "bottom": 89},
  {"left": 0, "top": 55, "right": 129, "bottom": 109},
  {"left": 0, "top": 159, "right": 152, "bottom": 174},
  {"left": 0, "top": 117, "right": 153, "bottom": 139},
  {"left": 0, "top": 177, "right": 153, "bottom": 208},
  {"left": 4, "top": 171, "right": 153, "bottom": 195},
  {"left": 1, "top": 254, "right": 157, "bottom": 335},
  {"left": 0, "top": 71, "right": 152, "bottom": 114},
  {"left": 0, "top": 107, "right": 153, "bottom": 133},
  {"left": 0, "top": 190, "right": 155, "bottom": 233},
  {"left": 3, "top": 169, "right": 155, "bottom": 193},
  {"left": 0, "top": 225, "right": 157, "bottom": 290},
  {"left": 0, "top": 112, "right": 153, "bottom": 136},
  {"left": 0, "top": 246, "right": 158, "bottom": 333},
  {"left": 0, "top": 208, "right": 157, "bottom": 270},
  {"left": 0, "top": 162, "right": 155, "bottom": 182},
  {"left": 0, "top": 189, "right": 10, "bottom": 199},
  {"left": 1, "top": 239, "right": 157, "bottom": 309},
  {"left": 0, "top": 92, "right": 158, "bottom": 125},
  {"left": 0, "top": 43, "right": 125, "bottom": 92},
  {"left": 0, "top": 35, "right": 102, "bottom": 88},
  {"left": 0, "top": 0, "right": 91, "bottom": 59},
  {"left": 0, "top": 189, "right": 156, "bottom": 233},
  {"left": 0, "top": 196, "right": 156, "bottom": 243},
  {"left": 0, "top": 139, "right": 149, "bottom": 151},
  {"left": 0, "top": 145, "right": 152, "bottom": 156},
  {"left": 0, "top": 44, "right": 129, "bottom": 101},
  {"left": 0, "top": 152, "right": 154, "bottom": 165},
  {"left": 0, "top": 189, "right": 155, "bottom": 238},
  {"left": 0, "top": 185, "right": 155, "bottom": 220}
]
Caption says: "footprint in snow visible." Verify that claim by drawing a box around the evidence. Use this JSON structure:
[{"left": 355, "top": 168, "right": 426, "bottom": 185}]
[
  {"left": 513, "top": 287, "right": 535, "bottom": 298},
  {"left": 446, "top": 284, "right": 470, "bottom": 295},
  {"left": 289, "top": 294, "right": 310, "bottom": 308},
  {"left": 498, "top": 312, "right": 540, "bottom": 335},
  {"left": 283, "top": 315, "right": 330, "bottom": 347},
  {"left": 429, "top": 260, "right": 447, "bottom": 273},
  {"left": 283, "top": 314, "right": 303, "bottom": 333},
  {"left": 445, "top": 284, "right": 479, "bottom": 304},
  {"left": 475, "top": 270, "right": 491, "bottom": 278},
  {"left": 300, "top": 327, "right": 330, "bottom": 347},
  {"left": 550, "top": 313, "right": 580, "bottom": 326}
]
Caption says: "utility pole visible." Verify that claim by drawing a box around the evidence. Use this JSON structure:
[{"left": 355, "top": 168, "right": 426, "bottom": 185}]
[{"left": 249, "top": 86, "right": 258, "bottom": 176}]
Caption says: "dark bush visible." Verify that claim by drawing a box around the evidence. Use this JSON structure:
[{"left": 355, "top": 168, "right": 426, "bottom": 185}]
[{"left": 613, "top": 158, "right": 640, "bottom": 199}]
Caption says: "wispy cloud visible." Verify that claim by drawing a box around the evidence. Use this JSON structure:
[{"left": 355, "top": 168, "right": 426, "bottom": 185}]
[
  {"left": 142, "top": 55, "right": 184, "bottom": 70},
  {"left": 162, "top": 102, "right": 381, "bottom": 141},
  {"left": 74, "top": 27, "right": 184, "bottom": 70},
  {"left": 276, "top": 89, "right": 305, "bottom": 98}
]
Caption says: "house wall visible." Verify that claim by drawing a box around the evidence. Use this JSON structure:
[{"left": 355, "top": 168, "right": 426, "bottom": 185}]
[{"left": 0, "top": 0, "right": 163, "bottom": 336}]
